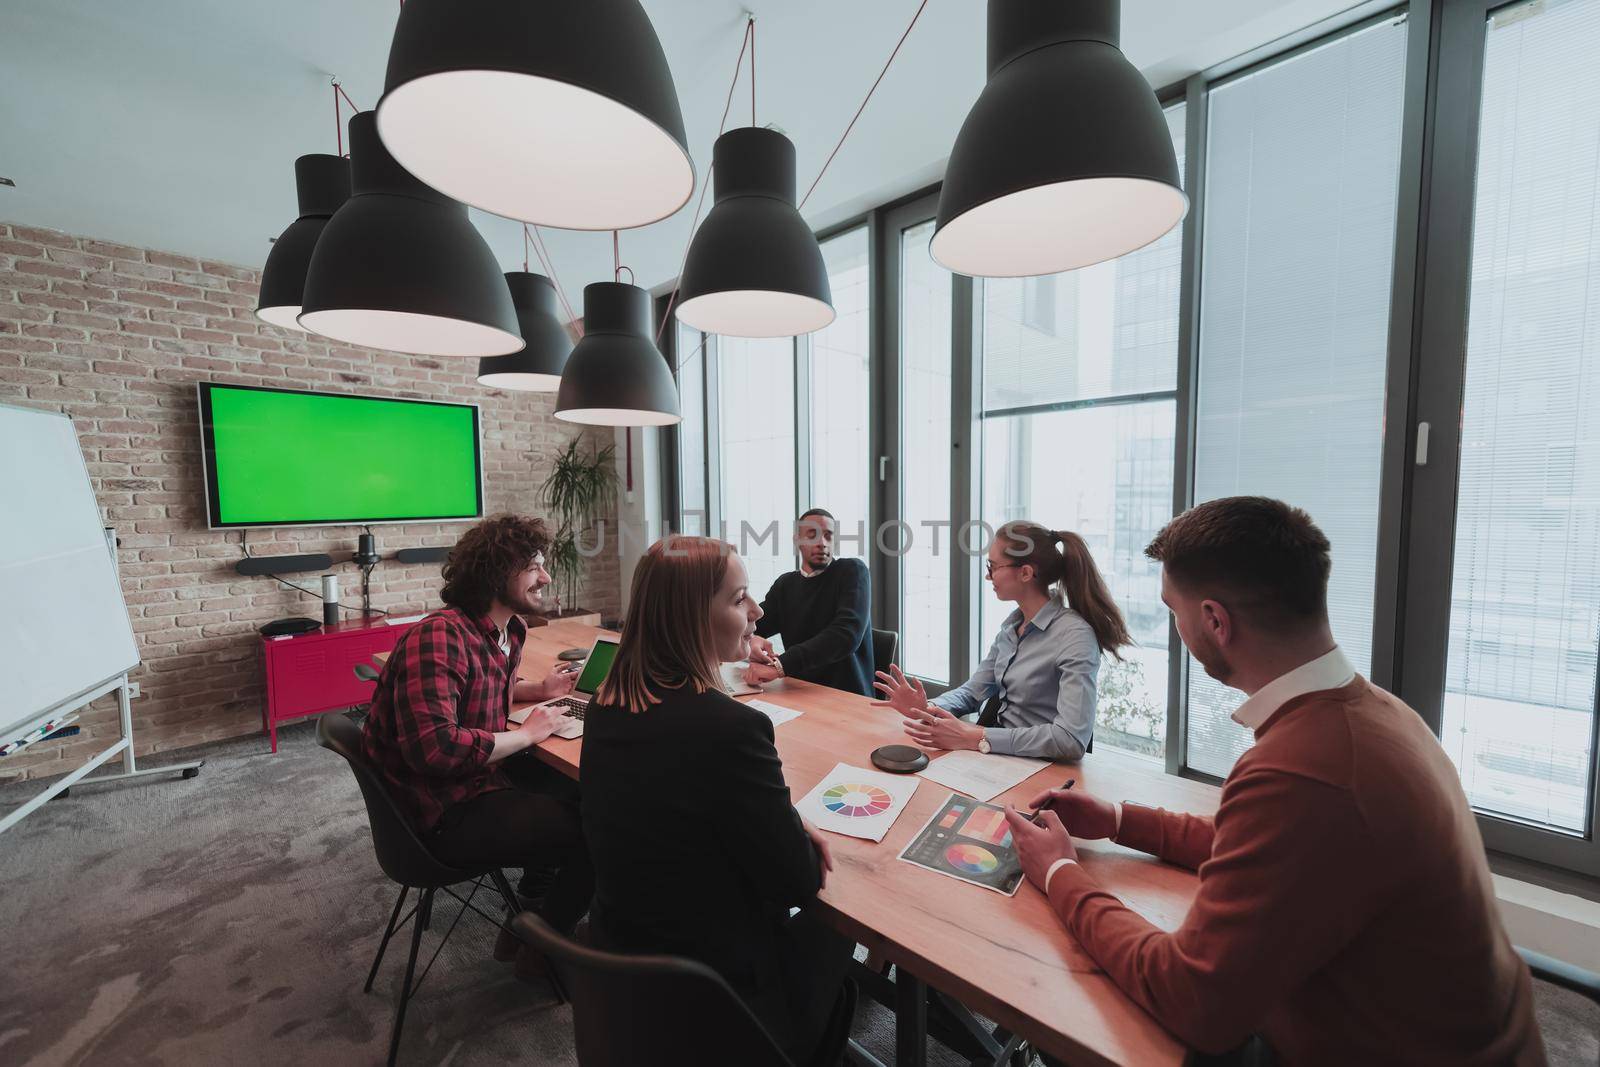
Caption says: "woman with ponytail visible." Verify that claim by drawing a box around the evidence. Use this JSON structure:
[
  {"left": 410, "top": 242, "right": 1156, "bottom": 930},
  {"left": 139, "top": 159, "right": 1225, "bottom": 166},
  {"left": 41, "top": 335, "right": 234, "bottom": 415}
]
[{"left": 874, "top": 521, "right": 1131, "bottom": 760}]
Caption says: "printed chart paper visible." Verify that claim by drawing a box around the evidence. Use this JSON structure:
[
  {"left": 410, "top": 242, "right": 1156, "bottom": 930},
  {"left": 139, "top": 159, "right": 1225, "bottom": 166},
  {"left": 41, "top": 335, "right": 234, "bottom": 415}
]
[
  {"left": 917, "top": 750, "right": 1050, "bottom": 803},
  {"left": 898, "top": 792, "right": 1025, "bottom": 895},
  {"left": 745, "top": 699, "right": 802, "bottom": 728},
  {"left": 797, "top": 762, "right": 919, "bottom": 842}
]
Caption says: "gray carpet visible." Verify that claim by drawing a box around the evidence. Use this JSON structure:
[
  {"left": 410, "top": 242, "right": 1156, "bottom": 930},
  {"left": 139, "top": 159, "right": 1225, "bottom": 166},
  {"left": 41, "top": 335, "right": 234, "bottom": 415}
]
[
  {"left": 0, "top": 719, "right": 1595, "bottom": 1067},
  {"left": 0, "top": 718, "right": 966, "bottom": 1067}
]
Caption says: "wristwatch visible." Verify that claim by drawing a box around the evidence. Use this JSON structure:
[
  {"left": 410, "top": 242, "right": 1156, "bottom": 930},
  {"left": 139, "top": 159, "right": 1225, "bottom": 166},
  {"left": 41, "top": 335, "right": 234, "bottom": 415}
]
[{"left": 977, "top": 735, "right": 991, "bottom": 755}]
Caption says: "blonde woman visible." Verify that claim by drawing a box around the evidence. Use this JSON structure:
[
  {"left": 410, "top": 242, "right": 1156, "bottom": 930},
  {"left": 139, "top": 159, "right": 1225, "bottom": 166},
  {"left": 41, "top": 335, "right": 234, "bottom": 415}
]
[{"left": 581, "top": 536, "right": 852, "bottom": 1063}]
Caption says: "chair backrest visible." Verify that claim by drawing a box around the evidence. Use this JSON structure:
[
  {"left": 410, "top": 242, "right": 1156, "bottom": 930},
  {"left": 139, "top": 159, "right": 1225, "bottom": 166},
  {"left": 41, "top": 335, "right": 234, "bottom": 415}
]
[
  {"left": 871, "top": 628, "right": 898, "bottom": 676},
  {"left": 511, "top": 913, "right": 794, "bottom": 1067},
  {"left": 353, "top": 662, "right": 380, "bottom": 683},
  {"left": 315, "top": 712, "right": 475, "bottom": 890}
]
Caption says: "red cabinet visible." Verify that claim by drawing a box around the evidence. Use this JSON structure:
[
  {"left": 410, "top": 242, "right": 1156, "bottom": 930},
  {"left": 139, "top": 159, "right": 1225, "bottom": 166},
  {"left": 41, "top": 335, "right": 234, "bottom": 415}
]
[{"left": 260, "top": 616, "right": 418, "bottom": 752}]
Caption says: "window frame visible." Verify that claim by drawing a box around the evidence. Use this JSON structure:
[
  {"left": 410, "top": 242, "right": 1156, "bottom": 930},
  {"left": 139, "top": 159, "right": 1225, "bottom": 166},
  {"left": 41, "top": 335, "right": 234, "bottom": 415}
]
[
  {"left": 658, "top": 0, "right": 1600, "bottom": 878},
  {"left": 1386, "top": 0, "right": 1600, "bottom": 877}
]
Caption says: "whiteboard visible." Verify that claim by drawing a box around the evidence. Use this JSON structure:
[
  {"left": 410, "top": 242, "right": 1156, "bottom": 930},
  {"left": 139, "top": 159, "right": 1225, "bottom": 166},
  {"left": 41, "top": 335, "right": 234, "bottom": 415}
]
[{"left": 0, "top": 404, "right": 139, "bottom": 741}]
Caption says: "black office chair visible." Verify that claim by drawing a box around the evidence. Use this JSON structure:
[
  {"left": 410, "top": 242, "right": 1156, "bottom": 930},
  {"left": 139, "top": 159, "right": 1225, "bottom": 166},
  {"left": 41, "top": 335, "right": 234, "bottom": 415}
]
[
  {"left": 511, "top": 912, "right": 859, "bottom": 1067},
  {"left": 342, "top": 661, "right": 382, "bottom": 726},
  {"left": 871, "top": 628, "right": 898, "bottom": 676},
  {"left": 316, "top": 713, "right": 532, "bottom": 1066}
]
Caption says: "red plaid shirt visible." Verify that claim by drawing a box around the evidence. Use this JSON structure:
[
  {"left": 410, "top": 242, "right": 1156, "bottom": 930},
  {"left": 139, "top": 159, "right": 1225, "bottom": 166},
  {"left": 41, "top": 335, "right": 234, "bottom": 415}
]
[{"left": 360, "top": 607, "right": 526, "bottom": 832}]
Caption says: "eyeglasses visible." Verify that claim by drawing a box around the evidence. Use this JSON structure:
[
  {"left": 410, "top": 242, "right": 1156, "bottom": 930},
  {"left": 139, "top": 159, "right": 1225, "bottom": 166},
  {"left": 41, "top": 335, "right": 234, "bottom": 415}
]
[{"left": 985, "top": 562, "right": 1021, "bottom": 578}]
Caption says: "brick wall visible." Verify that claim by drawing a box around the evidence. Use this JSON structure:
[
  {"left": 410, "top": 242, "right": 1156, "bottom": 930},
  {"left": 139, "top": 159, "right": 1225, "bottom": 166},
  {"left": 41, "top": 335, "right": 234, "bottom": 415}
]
[{"left": 0, "top": 221, "right": 621, "bottom": 782}]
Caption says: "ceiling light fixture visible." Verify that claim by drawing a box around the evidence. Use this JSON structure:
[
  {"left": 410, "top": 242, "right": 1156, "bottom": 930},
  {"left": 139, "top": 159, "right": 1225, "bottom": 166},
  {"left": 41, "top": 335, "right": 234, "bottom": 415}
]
[
  {"left": 556, "top": 282, "right": 680, "bottom": 427},
  {"left": 675, "top": 126, "right": 834, "bottom": 338},
  {"left": 931, "top": 0, "right": 1187, "bottom": 278},
  {"left": 298, "top": 112, "right": 522, "bottom": 357},
  {"left": 476, "top": 273, "right": 574, "bottom": 392},
  {"left": 376, "top": 0, "right": 694, "bottom": 231},
  {"left": 256, "top": 154, "right": 350, "bottom": 332}
]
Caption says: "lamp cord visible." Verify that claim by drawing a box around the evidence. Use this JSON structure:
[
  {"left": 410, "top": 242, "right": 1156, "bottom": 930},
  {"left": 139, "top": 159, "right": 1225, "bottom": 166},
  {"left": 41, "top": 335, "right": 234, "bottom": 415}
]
[
  {"left": 529, "top": 223, "right": 581, "bottom": 335},
  {"left": 612, "top": 230, "right": 634, "bottom": 285},
  {"left": 799, "top": 0, "right": 929, "bottom": 210},
  {"left": 654, "top": 16, "right": 755, "bottom": 345},
  {"left": 331, "top": 80, "right": 363, "bottom": 158}
]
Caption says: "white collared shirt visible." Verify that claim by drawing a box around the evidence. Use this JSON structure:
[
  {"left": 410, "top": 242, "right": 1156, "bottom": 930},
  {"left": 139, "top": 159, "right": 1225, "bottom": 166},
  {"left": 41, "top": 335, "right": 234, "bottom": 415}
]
[
  {"left": 1043, "top": 645, "right": 1357, "bottom": 895},
  {"left": 1229, "top": 645, "right": 1356, "bottom": 731}
]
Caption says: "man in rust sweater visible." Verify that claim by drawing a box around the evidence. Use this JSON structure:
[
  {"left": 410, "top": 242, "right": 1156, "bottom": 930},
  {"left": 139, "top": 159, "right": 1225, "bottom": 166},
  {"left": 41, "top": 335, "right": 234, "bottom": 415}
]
[{"left": 1006, "top": 496, "right": 1544, "bottom": 1064}]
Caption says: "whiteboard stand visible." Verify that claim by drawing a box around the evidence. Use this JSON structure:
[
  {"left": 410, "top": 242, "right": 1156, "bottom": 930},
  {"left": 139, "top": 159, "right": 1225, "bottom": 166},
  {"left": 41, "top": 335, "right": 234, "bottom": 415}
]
[{"left": 0, "top": 674, "right": 204, "bottom": 836}]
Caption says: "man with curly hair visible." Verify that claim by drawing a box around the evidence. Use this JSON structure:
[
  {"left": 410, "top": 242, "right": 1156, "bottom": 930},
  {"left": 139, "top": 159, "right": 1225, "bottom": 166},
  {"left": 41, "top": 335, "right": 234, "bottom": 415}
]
[{"left": 361, "top": 514, "right": 592, "bottom": 974}]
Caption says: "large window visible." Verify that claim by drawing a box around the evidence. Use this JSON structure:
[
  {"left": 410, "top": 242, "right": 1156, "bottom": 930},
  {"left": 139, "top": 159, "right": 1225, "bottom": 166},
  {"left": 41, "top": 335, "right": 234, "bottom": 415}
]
[
  {"left": 662, "top": 0, "right": 1600, "bottom": 879},
  {"left": 809, "top": 227, "right": 872, "bottom": 555},
  {"left": 976, "top": 103, "right": 1187, "bottom": 761},
  {"left": 899, "top": 219, "right": 955, "bottom": 683},
  {"left": 1186, "top": 17, "right": 1408, "bottom": 777},
  {"left": 674, "top": 321, "right": 708, "bottom": 536},
  {"left": 668, "top": 229, "right": 871, "bottom": 594},
  {"left": 718, "top": 337, "right": 797, "bottom": 601},
  {"left": 1442, "top": 0, "right": 1600, "bottom": 835}
]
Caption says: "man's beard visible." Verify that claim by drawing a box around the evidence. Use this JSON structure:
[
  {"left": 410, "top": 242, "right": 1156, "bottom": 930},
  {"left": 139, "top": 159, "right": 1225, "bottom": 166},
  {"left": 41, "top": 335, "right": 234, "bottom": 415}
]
[
  {"left": 1189, "top": 628, "right": 1234, "bottom": 686},
  {"left": 502, "top": 581, "right": 544, "bottom": 615}
]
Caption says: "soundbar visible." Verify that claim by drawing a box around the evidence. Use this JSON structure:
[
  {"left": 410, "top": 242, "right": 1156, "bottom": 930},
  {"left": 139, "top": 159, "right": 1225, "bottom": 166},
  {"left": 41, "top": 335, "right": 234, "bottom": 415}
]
[
  {"left": 236, "top": 552, "right": 335, "bottom": 577},
  {"left": 394, "top": 546, "right": 451, "bottom": 565}
]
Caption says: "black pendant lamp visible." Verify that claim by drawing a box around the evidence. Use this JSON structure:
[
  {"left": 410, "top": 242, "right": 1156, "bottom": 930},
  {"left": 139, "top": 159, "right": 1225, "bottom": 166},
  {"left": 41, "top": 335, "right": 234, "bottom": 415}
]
[
  {"left": 476, "top": 273, "right": 574, "bottom": 392},
  {"left": 556, "top": 283, "right": 680, "bottom": 427},
  {"left": 298, "top": 112, "right": 522, "bottom": 357},
  {"left": 931, "top": 0, "right": 1187, "bottom": 278},
  {"left": 376, "top": 0, "right": 693, "bottom": 231},
  {"left": 256, "top": 154, "right": 350, "bottom": 331},
  {"left": 675, "top": 127, "right": 834, "bottom": 338}
]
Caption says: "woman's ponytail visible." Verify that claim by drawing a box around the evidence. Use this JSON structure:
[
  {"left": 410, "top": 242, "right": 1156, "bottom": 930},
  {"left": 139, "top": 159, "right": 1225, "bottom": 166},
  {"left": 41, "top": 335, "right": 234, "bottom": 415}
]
[{"left": 1053, "top": 530, "right": 1131, "bottom": 660}]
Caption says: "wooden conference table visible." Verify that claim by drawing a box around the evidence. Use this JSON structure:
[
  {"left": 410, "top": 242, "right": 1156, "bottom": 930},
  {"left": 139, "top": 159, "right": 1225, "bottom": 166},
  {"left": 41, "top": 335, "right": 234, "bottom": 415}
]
[{"left": 390, "top": 620, "right": 1219, "bottom": 1065}]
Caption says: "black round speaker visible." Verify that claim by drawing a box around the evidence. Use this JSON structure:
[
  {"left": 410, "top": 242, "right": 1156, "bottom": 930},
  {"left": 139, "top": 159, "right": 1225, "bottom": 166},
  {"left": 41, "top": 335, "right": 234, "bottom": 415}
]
[{"left": 870, "top": 744, "right": 929, "bottom": 774}]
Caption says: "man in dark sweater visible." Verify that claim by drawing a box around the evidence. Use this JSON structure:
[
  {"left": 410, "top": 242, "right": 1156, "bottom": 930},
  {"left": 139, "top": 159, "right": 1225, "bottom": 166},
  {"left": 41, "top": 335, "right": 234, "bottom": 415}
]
[{"left": 744, "top": 508, "right": 874, "bottom": 697}]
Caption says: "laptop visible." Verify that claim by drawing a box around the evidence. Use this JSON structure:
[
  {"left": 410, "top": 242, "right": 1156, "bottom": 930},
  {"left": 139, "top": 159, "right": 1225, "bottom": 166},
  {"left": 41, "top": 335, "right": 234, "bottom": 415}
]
[{"left": 509, "top": 635, "right": 620, "bottom": 739}]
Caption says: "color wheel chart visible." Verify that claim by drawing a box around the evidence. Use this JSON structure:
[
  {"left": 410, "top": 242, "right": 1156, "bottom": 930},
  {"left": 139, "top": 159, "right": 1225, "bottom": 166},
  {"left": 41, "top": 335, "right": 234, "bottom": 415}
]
[
  {"left": 822, "top": 783, "right": 893, "bottom": 818},
  {"left": 899, "top": 792, "right": 1024, "bottom": 895},
  {"left": 945, "top": 843, "right": 1000, "bottom": 875},
  {"left": 798, "top": 763, "right": 918, "bottom": 842}
]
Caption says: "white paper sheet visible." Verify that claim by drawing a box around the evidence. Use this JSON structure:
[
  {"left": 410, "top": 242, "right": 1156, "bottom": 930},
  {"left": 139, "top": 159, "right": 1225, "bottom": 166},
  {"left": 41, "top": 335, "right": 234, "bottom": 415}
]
[
  {"left": 796, "top": 762, "right": 920, "bottom": 842},
  {"left": 385, "top": 613, "right": 427, "bottom": 625},
  {"left": 720, "top": 661, "right": 763, "bottom": 696},
  {"left": 916, "top": 750, "right": 1051, "bottom": 803},
  {"left": 745, "top": 699, "right": 802, "bottom": 728}
]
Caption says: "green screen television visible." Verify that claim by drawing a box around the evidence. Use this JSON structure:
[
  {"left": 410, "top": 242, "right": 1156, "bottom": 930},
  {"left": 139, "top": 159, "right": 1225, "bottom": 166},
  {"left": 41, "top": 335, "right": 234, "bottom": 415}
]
[{"left": 198, "top": 383, "right": 483, "bottom": 529}]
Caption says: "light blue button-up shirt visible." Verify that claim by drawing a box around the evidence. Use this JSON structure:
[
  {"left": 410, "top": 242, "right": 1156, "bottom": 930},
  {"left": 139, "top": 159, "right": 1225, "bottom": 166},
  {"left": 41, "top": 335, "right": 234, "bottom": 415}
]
[{"left": 931, "top": 596, "right": 1100, "bottom": 760}]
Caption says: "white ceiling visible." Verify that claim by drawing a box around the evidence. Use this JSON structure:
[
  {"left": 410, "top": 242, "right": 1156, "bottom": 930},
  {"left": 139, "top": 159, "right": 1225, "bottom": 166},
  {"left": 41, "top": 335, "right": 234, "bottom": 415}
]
[{"left": 0, "top": 0, "right": 1365, "bottom": 309}]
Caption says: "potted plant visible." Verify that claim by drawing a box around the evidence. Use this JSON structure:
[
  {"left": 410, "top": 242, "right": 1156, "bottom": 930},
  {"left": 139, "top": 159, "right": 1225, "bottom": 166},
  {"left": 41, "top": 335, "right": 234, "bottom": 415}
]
[{"left": 539, "top": 437, "right": 618, "bottom": 625}]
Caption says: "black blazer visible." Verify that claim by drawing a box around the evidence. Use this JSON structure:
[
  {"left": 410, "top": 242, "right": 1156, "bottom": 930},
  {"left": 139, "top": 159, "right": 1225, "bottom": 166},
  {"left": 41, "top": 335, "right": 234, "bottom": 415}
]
[{"left": 580, "top": 685, "right": 822, "bottom": 1024}]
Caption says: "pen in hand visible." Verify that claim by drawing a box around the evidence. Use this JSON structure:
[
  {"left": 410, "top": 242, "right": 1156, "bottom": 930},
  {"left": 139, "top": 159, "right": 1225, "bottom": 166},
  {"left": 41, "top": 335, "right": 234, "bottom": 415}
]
[{"left": 1028, "top": 777, "right": 1075, "bottom": 826}]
